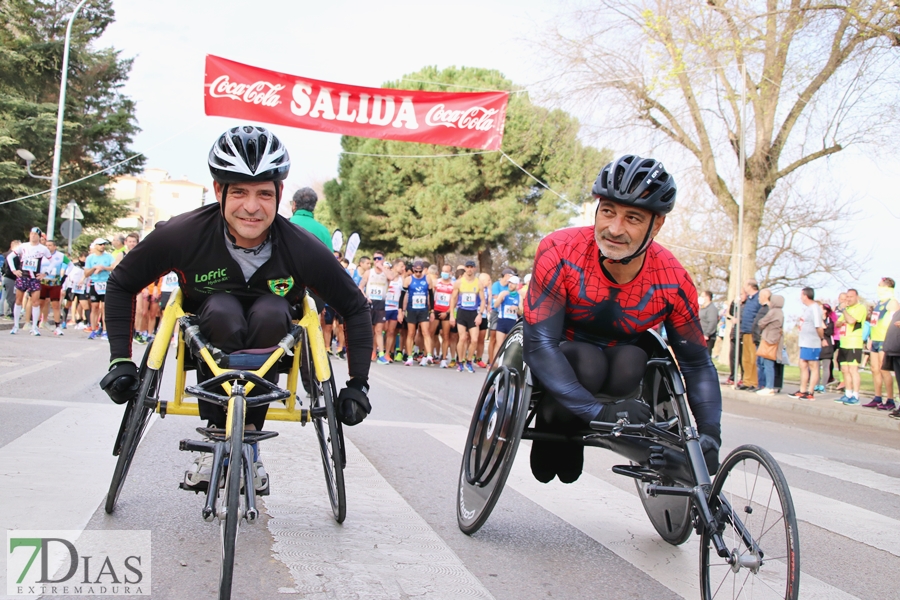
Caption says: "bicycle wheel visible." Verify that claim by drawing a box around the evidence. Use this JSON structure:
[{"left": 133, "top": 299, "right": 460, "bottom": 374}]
[
  {"left": 700, "top": 445, "right": 800, "bottom": 600},
  {"left": 312, "top": 375, "right": 346, "bottom": 523},
  {"left": 105, "top": 346, "right": 163, "bottom": 514},
  {"left": 218, "top": 394, "right": 245, "bottom": 600}
]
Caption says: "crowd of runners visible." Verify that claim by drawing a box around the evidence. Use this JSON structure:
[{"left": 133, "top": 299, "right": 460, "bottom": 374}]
[{"left": 2, "top": 224, "right": 530, "bottom": 372}]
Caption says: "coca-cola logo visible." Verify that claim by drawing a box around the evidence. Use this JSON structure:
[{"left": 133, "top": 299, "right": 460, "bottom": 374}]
[
  {"left": 209, "top": 75, "right": 284, "bottom": 108},
  {"left": 425, "top": 104, "right": 498, "bottom": 131}
]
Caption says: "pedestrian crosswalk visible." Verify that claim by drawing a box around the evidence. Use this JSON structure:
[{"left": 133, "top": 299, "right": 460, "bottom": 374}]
[{"left": 1, "top": 395, "right": 897, "bottom": 599}]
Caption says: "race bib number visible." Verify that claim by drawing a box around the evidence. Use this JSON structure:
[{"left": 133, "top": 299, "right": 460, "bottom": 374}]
[
  {"left": 22, "top": 258, "right": 39, "bottom": 272},
  {"left": 461, "top": 292, "right": 477, "bottom": 309},
  {"left": 74, "top": 283, "right": 86, "bottom": 294},
  {"left": 386, "top": 287, "right": 400, "bottom": 303},
  {"left": 93, "top": 281, "right": 107, "bottom": 294},
  {"left": 435, "top": 292, "right": 451, "bottom": 308},
  {"left": 369, "top": 285, "right": 384, "bottom": 301},
  {"left": 871, "top": 312, "right": 879, "bottom": 326},
  {"left": 503, "top": 304, "right": 518, "bottom": 320},
  {"left": 161, "top": 272, "right": 179, "bottom": 292},
  {"left": 412, "top": 293, "right": 427, "bottom": 310}
]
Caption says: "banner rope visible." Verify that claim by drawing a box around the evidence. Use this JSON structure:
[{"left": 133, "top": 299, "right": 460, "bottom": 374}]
[
  {"left": 339, "top": 150, "right": 498, "bottom": 158},
  {"left": 499, "top": 151, "right": 580, "bottom": 210},
  {"left": 0, "top": 122, "right": 202, "bottom": 207}
]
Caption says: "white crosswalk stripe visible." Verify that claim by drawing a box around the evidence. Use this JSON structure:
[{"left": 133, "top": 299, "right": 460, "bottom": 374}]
[
  {"left": 264, "top": 424, "right": 495, "bottom": 599},
  {"left": 772, "top": 452, "right": 900, "bottom": 497},
  {"left": 422, "top": 423, "right": 862, "bottom": 600}
]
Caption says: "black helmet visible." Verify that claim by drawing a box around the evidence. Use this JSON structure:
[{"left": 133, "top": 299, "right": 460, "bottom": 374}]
[
  {"left": 208, "top": 125, "right": 290, "bottom": 184},
  {"left": 591, "top": 155, "right": 676, "bottom": 215}
]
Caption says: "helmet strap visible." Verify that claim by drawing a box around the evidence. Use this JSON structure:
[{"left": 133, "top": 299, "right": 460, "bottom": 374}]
[{"left": 598, "top": 214, "right": 656, "bottom": 267}]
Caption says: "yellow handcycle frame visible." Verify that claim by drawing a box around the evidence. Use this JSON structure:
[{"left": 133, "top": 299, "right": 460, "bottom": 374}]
[{"left": 145, "top": 288, "right": 332, "bottom": 421}]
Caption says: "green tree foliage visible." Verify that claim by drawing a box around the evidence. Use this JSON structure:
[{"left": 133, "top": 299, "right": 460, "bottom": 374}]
[
  {"left": 0, "top": 0, "right": 143, "bottom": 245},
  {"left": 324, "top": 66, "right": 609, "bottom": 273}
]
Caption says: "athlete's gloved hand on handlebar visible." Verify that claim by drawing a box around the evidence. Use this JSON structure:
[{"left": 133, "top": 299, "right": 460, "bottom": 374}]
[
  {"left": 100, "top": 360, "right": 140, "bottom": 405},
  {"left": 338, "top": 378, "right": 371, "bottom": 426},
  {"left": 594, "top": 398, "right": 652, "bottom": 425}
]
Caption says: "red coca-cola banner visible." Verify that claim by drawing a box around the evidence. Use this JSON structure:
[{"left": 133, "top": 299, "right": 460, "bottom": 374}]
[{"left": 204, "top": 55, "right": 509, "bottom": 151}]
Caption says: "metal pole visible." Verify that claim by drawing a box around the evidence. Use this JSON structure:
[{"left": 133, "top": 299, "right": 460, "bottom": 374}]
[
  {"left": 732, "top": 62, "right": 747, "bottom": 388},
  {"left": 47, "top": 0, "right": 91, "bottom": 240}
]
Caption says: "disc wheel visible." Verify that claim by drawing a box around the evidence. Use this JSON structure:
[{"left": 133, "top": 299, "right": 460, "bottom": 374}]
[
  {"left": 700, "top": 445, "right": 800, "bottom": 600},
  {"left": 218, "top": 394, "right": 245, "bottom": 600},
  {"left": 312, "top": 375, "right": 346, "bottom": 523},
  {"left": 105, "top": 345, "right": 162, "bottom": 514},
  {"left": 457, "top": 359, "right": 528, "bottom": 534}
]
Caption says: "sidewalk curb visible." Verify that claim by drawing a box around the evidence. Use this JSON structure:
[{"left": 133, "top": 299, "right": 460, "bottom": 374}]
[{"left": 721, "top": 385, "right": 900, "bottom": 432}]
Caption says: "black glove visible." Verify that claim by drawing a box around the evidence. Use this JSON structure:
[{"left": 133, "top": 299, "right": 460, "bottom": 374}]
[
  {"left": 337, "top": 378, "right": 371, "bottom": 426},
  {"left": 595, "top": 398, "right": 652, "bottom": 424},
  {"left": 698, "top": 431, "right": 721, "bottom": 476},
  {"left": 100, "top": 360, "right": 140, "bottom": 405}
]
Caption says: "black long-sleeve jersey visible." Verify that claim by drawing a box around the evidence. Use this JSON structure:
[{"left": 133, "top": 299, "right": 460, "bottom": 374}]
[{"left": 106, "top": 204, "right": 372, "bottom": 382}]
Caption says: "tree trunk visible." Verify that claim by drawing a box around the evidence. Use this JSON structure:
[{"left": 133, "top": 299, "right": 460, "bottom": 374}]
[
  {"left": 725, "top": 182, "right": 764, "bottom": 303},
  {"left": 478, "top": 249, "right": 493, "bottom": 277}
]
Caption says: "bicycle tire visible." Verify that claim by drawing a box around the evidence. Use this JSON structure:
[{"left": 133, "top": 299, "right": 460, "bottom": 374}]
[
  {"left": 700, "top": 444, "right": 800, "bottom": 600},
  {"left": 313, "top": 375, "right": 346, "bottom": 523},
  {"left": 105, "top": 345, "right": 163, "bottom": 514},
  {"left": 218, "top": 394, "right": 245, "bottom": 600}
]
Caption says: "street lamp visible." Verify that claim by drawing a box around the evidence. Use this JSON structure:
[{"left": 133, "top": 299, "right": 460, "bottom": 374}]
[
  {"left": 46, "top": 0, "right": 92, "bottom": 241},
  {"left": 16, "top": 149, "right": 52, "bottom": 181}
]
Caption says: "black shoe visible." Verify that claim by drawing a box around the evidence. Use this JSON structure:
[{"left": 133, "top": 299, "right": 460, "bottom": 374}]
[
  {"left": 556, "top": 442, "right": 584, "bottom": 484},
  {"left": 529, "top": 440, "right": 557, "bottom": 483}
]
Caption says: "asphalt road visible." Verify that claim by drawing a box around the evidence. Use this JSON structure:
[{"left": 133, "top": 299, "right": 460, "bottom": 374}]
[{"left": 1, "top": 329, "right": 898, "bottom": 599}]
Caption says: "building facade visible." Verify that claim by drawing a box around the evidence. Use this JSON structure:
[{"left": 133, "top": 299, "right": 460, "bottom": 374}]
[{"left": 113, "top": 168, "right": 207, "bottom": 237}]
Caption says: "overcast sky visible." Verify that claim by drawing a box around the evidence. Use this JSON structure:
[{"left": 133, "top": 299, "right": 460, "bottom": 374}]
[{"left": 96, "top": 0, "right": 899, "bottom": 312}]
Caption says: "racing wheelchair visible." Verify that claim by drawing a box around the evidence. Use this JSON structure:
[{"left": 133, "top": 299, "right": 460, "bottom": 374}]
[
  {"left": 458, "top": 321, "right": 800, "bottom": 600},
  {"left": 104, "top": 289, "right": 345, "bottom": 599}
]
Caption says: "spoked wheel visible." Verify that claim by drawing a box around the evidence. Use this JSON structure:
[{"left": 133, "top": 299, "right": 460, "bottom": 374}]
[
  {"left": 457, "top": 324, "right": 530, "bottom": 534},
  {"left": 700, "top": 445, "right": 800, "bottom": 600},
  {"left": 105, "top": 346, "right": 163, "bottom": 514},
  {"left": 312, "top": 375, "right": 346, "bottom": 523},
  {"left": 634, "top": 471, "right": 693, "bottom": 546},
  {"left": 218, "top": 394, "right": 245, "bottom": 600}
]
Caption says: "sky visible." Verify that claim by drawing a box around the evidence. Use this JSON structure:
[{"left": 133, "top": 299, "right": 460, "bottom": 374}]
[{"left": 94, "top": 0, "right": 900, "bottom": 316}]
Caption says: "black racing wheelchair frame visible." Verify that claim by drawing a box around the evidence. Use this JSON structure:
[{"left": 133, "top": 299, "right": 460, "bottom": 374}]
[{"left": 458, "top": 321, "right": 800, "bottom": 600}]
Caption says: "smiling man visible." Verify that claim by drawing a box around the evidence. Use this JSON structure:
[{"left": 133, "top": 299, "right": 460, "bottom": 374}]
[
  {"left": 522, "top": 155, "right": 722, "bottom": 484},
  {"left": 100, "top": 125, "right": 373, "bottom": 491}
]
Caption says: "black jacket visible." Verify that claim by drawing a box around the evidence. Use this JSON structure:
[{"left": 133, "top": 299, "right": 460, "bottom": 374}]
[{"left": 106, "top": 204, "right": 372, "bottom": 381}]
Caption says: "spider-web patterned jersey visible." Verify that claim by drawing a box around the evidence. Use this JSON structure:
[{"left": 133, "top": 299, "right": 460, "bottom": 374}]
[{"left": 523, "top": 226, "right": 721, "bottom": 432}]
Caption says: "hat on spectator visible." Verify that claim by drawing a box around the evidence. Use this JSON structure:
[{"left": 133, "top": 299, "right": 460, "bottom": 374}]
[
  {"left": 92, "top": 237, "right": 110, "bottom": 246},
  {"left": 501, "top": 268, "right": 514, "bottom": 276},
  {"left": 465, "top": 260, "right": 477, "bottom": 267},
  {"left": 524, "top": 273, "right": 532, "bottom": 284},
  {"left": 508, "top": 275, "right": 520, "bottom": 285}
]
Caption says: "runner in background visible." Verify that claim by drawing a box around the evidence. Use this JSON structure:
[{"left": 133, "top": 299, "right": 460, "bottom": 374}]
[
  {"left": 433, "top": 264, "right": 456, "bottom": 368},
  {"left": 63, "top": 253, "right": 89, "bottom": 329},
  {"left": 384, "top": 260, "right": 404, "bottom": 362},
  {"left": 84, "top": 238, "right": 114, "bottom": 340},
  {"left": 399, "top": 260, "right": 435, "bottom": 366},
  {"left": 450, "top": 260, "right": 486, "bottom": 373},
  {"left": 39, "top": 239, "right": 70, "bottom": 335},
  {"left": 490, "top": 275, "right": 522, "bottom": 365},
  {"left": 8, "top": 227, "right": 51, "bottom": 335},
  {"left": 133, "top": 277, "right": 161, "bottom": 344},
  {"left": 476, "top": 272, "right": 493, "bottom": 368},
  {"left": 358, "top": 252, "right": 396, "bottom": 364}
]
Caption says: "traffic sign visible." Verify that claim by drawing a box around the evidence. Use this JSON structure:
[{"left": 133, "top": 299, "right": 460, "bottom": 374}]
[
  {"left": 59, "top": 219, "right": 82, "bottom": 240},
  {"left": 60, "top": 203, "right": 84, "bottom": 220}
]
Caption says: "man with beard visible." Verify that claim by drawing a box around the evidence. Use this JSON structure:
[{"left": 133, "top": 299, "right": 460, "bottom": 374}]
[{"left": 523, "top": 155, "right": 722, "bottom": 484}]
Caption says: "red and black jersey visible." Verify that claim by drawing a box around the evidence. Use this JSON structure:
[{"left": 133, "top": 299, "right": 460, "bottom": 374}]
[{"left": 522, "top": 226, "right": 721, "bottom": 434}]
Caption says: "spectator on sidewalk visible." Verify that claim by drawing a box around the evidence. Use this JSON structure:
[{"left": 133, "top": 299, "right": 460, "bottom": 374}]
[
  {"left": 832, "top": 292, "right": 848, "bottom": 391},
  {"left": 789, "top": 287, "right": 826, "bottom": 400},
  {"left": 837, "top": 288, "right": 867, "bottom": 405},
  {"left": 726, "top": 292, "right": 746, "bottom": 385},
  {"left": 818, "top": 303, "right": 836, "bottom": 391},
  {"left": 755, "top": 294, "right": 784, "bottom": 396},
  {"left": 749, "top": 288, "right": 772, "bottom": 391},
  {"left": 2, "top": 240, "right": 20, "bottom": 317},
  {"left": 740, "top": 280, "right": 761, "bottom": 390},
  {"left": 699, "top": 290, "right": 718, "bottom": 357},
  {"left": 864, "top": 278, "right": 899, "bottom": 411},
  {"left": 880, "top": 305, "right": 900, "bottom": 419}
]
